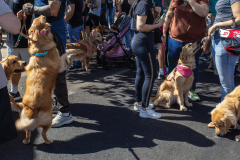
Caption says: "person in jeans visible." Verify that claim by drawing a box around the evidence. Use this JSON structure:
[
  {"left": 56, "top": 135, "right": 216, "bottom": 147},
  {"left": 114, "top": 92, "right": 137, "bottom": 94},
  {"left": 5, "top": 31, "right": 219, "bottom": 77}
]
[
  {"left": 3, "top": 0, "right": 33, "bottom": 101},
  {"left": 0, "top": 0, "right": 21, "bottom": 144},
  {"left": 130, "top": 0, "right": 164, "bottom": 119},
  {"left": 208, "top": 0, "right": 240, "bottom": 101},
  {"left": 85, "top": 0, "right": 101, "bottom": 35},
  {"left": 163, "top": 0, "right": 209, "bottom": 101},
  {"left": 118, "top": 0, "right": 135, "bottom": 51},
  {"left": 23, "top": 0, "right": 72, "bottom": 127},
  {"left": 65, "top": 0, "right": 85, "bottom": 71},
  {"left": 106, "top": 0, "right": 115, "bottom": 26}
]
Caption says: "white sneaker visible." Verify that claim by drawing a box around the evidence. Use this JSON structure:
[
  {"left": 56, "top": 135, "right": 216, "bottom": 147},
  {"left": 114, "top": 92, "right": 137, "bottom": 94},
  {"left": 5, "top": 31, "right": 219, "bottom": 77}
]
[
  {"left": 139, "top": 108, "right": 161, "bottom": 119},
  {"left": 134, "top": 103, "right": 154, "bottom": 111},
  {"left": 51, "top": 112, "right": 73, "bottom": 128},
  {"left": 134, "top": 103, "right": 142, "bottom": 111}
]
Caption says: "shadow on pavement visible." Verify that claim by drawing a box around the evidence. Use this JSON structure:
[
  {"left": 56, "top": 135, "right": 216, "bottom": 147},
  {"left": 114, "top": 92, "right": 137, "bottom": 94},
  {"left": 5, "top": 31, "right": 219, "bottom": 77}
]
[{"left": 35, "top": 103, "right": 215, "bottom": 155}]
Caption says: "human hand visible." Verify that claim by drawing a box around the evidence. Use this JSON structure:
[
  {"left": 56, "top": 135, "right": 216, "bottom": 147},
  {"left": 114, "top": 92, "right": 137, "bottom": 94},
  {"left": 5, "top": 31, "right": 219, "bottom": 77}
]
[
  {"left": 156, "top": 13, "right": 166, "bottom": 27},
  {"left": 23, "top": 3, "right": 32, "bottom": 15},
  {"left": 208, "top": 24, "right": 218, "bottom": 38},
  {"left": 17, "top": 10, "right": 26, "bottom": 20},
  {"left": 201, "top": 36, "right": 211, "bottom": 52},
  {"left": 155, "top": 6, "right": 161, "bottom": 17}
]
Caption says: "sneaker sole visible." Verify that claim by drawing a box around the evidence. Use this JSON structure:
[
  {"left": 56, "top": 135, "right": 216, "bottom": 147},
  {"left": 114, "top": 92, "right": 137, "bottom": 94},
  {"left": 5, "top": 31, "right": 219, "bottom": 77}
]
[
  {"left": 13, "top": 97, "right": 22, "bottom": 101},
  {"left": 188, "top": 95, "right": 200, "bottom": 101},
  {"left": 139, "top": 114, "right": 161, "bottom": 119},
  {"left": 51, "top": 119, "right": 74, "bottom": 128}
]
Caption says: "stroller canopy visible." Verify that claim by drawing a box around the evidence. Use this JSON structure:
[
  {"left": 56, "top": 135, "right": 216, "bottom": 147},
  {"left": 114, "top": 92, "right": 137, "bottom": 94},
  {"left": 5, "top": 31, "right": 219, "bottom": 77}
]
[{"left": 115, "top": 12, "right": 130, "bottom": 32}]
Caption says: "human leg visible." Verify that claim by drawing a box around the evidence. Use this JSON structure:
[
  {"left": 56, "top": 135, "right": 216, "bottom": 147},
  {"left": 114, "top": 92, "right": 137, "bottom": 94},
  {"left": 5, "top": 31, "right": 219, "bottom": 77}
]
[
  {"left": 51, "top": 30, "right": 72, "bottom": 127},
  {"left": 213, "top": 36, "right": 239, "bottom": 101},
  {"left": 167, "top": 37, "right": 182, "bottom": 73},
  {"left": 0, "top": 86, "right": 17, "bottom": 144},
  {"left": 7, "top": 47, "right": 30, "bottom": 100},
  {"left": 131, "top": 33, "right": 161, "bottom": 119},
  {"left": 67, "top": 24, "right": 83, "bottom": 70}
]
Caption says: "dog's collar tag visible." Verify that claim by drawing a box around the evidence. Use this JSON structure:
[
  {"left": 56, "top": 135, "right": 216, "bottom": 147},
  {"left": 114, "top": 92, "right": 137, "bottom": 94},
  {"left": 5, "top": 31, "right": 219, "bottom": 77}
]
[{"left": 31, "top": 50, "right": 48, "bottom": 57}]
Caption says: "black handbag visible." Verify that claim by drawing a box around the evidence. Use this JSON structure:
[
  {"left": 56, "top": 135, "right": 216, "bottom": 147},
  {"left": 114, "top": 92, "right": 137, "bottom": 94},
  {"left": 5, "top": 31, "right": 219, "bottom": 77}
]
[{"left": 218, "top": 19, "right": 240, "bottom": 56}]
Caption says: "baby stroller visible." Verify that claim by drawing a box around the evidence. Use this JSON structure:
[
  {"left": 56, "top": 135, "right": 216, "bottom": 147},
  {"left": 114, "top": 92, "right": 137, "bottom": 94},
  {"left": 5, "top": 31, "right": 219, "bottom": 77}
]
[{"left": 97, "top": 12, "right": 136, "bottom": 70}]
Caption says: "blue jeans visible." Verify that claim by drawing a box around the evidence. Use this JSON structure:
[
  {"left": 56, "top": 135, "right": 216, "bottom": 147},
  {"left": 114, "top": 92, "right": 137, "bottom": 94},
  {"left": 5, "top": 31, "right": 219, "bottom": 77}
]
[
  {"left": 67, "top": 24, "right": 84, "bottom": 67},
  {"left": 124, "top": 19, "right": 135, "bottom": 50},
  {"left": 211, "top": 35, "right": 239, "bottom": 101},
  {"left": 168, "top": 37, "right": 202, "bottom": 91},
  {"left": 106, "top": 7, "right": 115, "bottom": 25}
]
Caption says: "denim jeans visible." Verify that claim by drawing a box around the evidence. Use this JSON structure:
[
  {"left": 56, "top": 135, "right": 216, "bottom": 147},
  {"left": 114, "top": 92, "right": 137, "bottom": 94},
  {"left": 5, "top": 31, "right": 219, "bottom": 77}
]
[
  {"left": 67, "top": 24, "right": 84, "bottom": 67},
  {"left": 124, "top": 19, "right": 135, "bottom": 50},
  {"left": 168, "top": 37, "right": 202, "bottom": 91},
  {"left": 211, "top": 35, "right": 239, "bottom": 101},
  {"left": 106, "top": 7, "right": 116, "bottom": 25}
]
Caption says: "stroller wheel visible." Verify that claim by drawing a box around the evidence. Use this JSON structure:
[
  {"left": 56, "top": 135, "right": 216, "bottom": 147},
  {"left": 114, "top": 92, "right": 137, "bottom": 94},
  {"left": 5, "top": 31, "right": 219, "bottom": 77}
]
[
  {"left": 127, "top": 54, "right": 136, "bottom": 69},
  {"left": 103, "top": 61, "right": 111, "bottom": 70}
]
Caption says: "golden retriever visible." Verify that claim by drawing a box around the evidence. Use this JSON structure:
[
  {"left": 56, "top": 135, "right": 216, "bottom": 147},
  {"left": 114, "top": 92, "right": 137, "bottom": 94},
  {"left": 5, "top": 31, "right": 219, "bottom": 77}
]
[
  {"left": 60, "top": 29, "right": 103, "bottom": 72},
  {"left": 11, "top": 15, "right": 60, "bottom": 144},
  {"left": 150, "top": 42, "right": 200, "bottom": 111},
  {"left": 210, "top": 85, "right": 240, "bottom": 141},
  {"left": 1, "top": 55, "right": 27, "bottom": 112}
]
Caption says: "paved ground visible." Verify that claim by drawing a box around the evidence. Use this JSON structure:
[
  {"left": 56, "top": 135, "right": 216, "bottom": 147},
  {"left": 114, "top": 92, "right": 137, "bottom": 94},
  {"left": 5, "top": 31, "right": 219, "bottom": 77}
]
[{"left": 1, "top": 33, "right": 240, "bottom": 160}]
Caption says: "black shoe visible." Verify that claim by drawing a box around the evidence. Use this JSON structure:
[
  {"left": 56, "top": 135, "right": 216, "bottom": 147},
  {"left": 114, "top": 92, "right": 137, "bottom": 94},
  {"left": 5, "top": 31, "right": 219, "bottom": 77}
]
[
  {"left": 9, "top": 91, "right": 21, "bottom": 101},
  {"left": 68, "top": 65, "right": 82, "bottom": 72}
]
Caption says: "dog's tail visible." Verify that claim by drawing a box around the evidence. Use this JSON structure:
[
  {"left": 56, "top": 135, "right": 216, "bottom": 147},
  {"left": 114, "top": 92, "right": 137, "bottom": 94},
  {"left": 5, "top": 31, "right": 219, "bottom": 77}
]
[{"left": 9, "top": 94, "right": 23, "bottom": 113}]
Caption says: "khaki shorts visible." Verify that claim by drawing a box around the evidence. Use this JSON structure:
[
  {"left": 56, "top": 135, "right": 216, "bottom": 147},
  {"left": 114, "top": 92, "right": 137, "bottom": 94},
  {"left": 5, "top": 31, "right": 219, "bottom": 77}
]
[{"left": 7, "top": 46, "right": 31, "bottom": 64}]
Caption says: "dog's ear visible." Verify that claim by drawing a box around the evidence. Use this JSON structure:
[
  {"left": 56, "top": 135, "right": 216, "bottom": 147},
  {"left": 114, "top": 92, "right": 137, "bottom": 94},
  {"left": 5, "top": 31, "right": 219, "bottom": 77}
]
[
  {"left": 180, "top": 48, "right": 187, "bottom": 60},
  {"left": 221, "top": 112, "right": 237, "bottom": 127}
]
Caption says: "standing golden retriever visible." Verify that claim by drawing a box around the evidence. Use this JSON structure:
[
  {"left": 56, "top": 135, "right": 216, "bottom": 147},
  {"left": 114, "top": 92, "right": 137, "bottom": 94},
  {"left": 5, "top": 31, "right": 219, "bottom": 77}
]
[
  {"left": 12, "top": 15, "right": 60, "bottom": 144},
  {"left": 210, "top": 85, "right": 240, "bottom": 141},
  {"left": 60, "top": 29, "right": 103, "bottom": 72},
  {"left": 150, "top": 42, "right": 200, "bottom": 111}
]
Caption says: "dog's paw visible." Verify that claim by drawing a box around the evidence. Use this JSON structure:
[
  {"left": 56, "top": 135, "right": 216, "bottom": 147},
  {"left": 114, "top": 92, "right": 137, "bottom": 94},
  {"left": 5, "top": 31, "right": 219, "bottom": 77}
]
[
  {"left": 23, "top": 139, "right": 30, "bottom": 144},
  {"left": 45, "top": 139, "right": 53, "bottom": 144},
  {"left": 185, "top": 102, "right": 193, "bottom": 107},
  {"left": 180, "top": 106, "right": 187, "bottom": 111},
  {"left": 235, "top": 136, "right": 240, "bottom": 142}
]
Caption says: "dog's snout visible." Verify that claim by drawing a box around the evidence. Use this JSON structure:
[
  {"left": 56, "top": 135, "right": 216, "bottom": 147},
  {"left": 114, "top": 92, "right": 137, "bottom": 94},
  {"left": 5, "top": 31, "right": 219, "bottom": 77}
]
[
  {"left": 23, "top": 61, "right": 27, "bottom": 66},
  {"left": 216, "top": 133, "right": 221, "bottom": 137}
]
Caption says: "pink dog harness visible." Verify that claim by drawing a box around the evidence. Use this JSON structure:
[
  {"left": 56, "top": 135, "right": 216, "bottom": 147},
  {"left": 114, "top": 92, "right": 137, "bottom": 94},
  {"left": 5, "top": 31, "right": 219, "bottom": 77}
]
[{"left": 177, "top": 65, "right": 193, "bottom": 78}]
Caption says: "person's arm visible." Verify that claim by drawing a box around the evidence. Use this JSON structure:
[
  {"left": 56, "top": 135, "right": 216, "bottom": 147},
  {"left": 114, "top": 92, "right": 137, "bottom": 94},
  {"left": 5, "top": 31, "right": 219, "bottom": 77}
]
[
  {"left": 64, "top": 4, "right": 75, "bottom": 23},
  {"left": 23, "top": 0, "right": 62, "bottom": 17},
  {"left": 136, "top": 14, "right": 164, "bottom": 32},
  {"left": 88, "top": 1, "right": 100, "bottom": 9},
  {"left": 208, "top": 1, "right": 240, "bottom": 37},
  {"left": 0, "top": 12, "right": 21, "bottom": 35},
  {"left": 128, "top": 0, "right": 134, "bottom": 5},
  {"left": 82, "top": 0, "right": 86, "bottom": 12},
  {"left": 162, "top": 10, "right": 173, "bottom": 42},
  {"left": 118, "top": 0, "right": 123, "bottom": 13},
  {"left": 183, "top": 0, "right": 209, "bottom": 17},
  {"left": 101, "top": 0, "right": 105, "bottom": 4}
]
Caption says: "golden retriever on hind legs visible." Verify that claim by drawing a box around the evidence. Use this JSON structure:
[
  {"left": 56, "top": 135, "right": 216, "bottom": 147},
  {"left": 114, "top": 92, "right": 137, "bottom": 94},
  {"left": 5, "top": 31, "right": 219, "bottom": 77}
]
[
  {"left": 12, "top": 15, "right": 60, "bottom": 144},
  {"left": 210, "top": 85, "right": 240, "bottom": 141},
  {"left": 150, "top": 42, "right": 200, "bottom": 111}
]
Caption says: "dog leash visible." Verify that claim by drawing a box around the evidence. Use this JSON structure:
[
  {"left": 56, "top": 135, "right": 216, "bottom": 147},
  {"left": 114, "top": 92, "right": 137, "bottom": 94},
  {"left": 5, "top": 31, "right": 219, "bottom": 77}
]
[{"left": 0, "top": 8, "right": 37, "bottom": 64}]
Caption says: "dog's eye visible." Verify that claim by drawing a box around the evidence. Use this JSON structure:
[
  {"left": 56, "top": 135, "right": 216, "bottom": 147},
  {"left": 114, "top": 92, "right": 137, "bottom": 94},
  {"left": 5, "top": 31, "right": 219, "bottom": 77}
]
[{"left": 12, "top": 61, "right": 16, "bottom": 64}]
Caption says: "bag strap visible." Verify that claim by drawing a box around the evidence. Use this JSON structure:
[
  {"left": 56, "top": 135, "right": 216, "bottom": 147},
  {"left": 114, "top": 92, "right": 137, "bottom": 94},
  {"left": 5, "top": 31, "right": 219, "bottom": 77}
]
[{"left": 232, "top": 19, "right": 236, "bottom": 29}]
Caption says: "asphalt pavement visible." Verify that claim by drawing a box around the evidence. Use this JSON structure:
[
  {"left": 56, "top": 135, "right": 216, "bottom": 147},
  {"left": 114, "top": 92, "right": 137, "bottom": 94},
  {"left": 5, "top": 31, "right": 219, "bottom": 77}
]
[{"left": 1, "top": 45, "right": 240, "bottom": 159}]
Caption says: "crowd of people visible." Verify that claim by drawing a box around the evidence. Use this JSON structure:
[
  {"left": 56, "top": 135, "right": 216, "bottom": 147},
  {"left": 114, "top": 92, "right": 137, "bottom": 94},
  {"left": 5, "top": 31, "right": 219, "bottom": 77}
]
[{"left": 1, "top": 0, "right": 240, "bottom": 144}]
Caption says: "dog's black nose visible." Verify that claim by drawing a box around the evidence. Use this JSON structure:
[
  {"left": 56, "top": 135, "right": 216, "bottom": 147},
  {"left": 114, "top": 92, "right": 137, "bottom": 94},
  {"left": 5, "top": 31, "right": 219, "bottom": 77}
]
[{"left": 23, "top": 61, "right": 27, "bottom": 66}]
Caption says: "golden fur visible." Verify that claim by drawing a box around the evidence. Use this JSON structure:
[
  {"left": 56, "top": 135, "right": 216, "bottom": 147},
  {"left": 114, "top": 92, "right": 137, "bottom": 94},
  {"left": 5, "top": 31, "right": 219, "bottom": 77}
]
[
  {"left": 60, "top": 29, "right": 103, "bottom": 72},
  {"left": 150, "top": 42, "right": 200, "bottom": 111},
  {"left": 92, "top": 25, "right": 109, "bottom": 36},
  {"left": 11, "top": 15, "right": 60, "bottom": 144},
  {"left": 1, "top": 55, "right": 27, "bottom": 112},
  {"left": 210, "top": 85, "right": 240, "bottom": 141}
]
